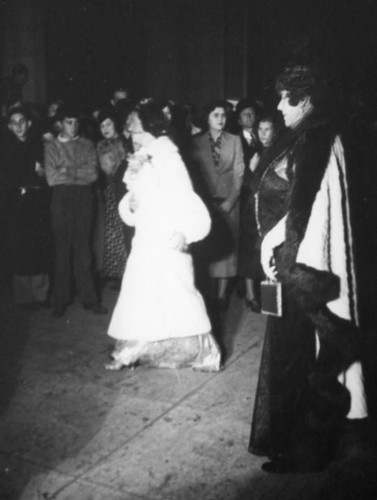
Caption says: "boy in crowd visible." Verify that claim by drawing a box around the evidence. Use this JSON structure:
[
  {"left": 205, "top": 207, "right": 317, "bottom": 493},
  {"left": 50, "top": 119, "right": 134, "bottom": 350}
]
[
  {"left": 0, "top": 106, "right": 51, "bottom": 308},
  {"left": 44, "top": 104, "right": 107, "bottom": 317}
]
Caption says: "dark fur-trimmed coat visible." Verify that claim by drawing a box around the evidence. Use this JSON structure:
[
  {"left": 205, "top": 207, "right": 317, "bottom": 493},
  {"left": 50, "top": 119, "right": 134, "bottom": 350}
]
[{"left": 264, "top": 112, "right": 367, "bottom": 421}]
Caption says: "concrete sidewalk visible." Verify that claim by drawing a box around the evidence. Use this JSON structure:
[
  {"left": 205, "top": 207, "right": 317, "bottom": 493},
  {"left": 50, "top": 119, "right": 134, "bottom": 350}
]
[{"left": 0, "top": 284, "right": 376, "bottom": 500}]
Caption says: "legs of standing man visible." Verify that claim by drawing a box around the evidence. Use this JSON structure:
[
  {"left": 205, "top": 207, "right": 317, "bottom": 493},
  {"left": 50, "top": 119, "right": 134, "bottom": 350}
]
[
  {"left": 72, "top": 186, "right": 97, "bottom": 306},
  {"left": 51, "top": 185, "right": 106, "bottom": 317},
  {"left": 51, "top": 186, "right": 74, "bottom": 315}
]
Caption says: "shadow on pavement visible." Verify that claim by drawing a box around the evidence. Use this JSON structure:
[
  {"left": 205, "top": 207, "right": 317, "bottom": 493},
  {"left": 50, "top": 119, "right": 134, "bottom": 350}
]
[{"left": 0, "top": 282, "right": 121, "bottom": 499}]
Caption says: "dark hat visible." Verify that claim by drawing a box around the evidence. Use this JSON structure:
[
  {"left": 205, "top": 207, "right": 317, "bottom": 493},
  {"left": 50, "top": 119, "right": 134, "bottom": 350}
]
[
  {"left": 97, "top": 107, "right": 118, "bottom": 126},
  {"left": 235, "top": 97, "right": 259, "bottom": 116},
  {"left": 275, "top": 64, "right": 324, "bottom": 106}
]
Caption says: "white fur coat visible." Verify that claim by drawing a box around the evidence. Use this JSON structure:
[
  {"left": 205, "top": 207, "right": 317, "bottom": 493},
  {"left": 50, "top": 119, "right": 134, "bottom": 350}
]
[{"left": 108, "top": 136, "right": 212, "bottom": 342}]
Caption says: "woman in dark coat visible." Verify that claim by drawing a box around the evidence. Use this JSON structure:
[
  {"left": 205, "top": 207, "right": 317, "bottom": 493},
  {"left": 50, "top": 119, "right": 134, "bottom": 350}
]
[
  {"left": 249, "top": 65, "right": 369, "bottom": 473},
  {"left": 235, "top": 98, "right": 260, "bottom": 311},
  {"left": 239, "top": 112, "right": 280, "bottom": 311}
]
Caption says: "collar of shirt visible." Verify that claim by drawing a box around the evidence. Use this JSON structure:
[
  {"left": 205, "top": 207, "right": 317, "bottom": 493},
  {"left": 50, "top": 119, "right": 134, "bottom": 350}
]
[
  {"left": 242, "top": 130, "right": 256, "bottom": 145},
  {"left": 58, "top": 134, "right": 79, "bottom": 143}
]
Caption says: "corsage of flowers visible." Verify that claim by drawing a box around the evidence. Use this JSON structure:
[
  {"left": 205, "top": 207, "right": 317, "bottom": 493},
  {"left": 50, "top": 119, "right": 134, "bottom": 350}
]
[{"left": 123, "top": 151, "right": 153, "bottom": 188}]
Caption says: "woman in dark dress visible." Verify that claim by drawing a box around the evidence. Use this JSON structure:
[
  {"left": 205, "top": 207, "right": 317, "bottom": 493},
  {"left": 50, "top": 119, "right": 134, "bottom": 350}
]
[
  {"left": 249, "top": 65, "right": 369, "bottom": 473},
  {"left": 96, "top": 109, "right": 128, "bottom": 284},
  {"left": 239, "top": 113, "right": 280, "bottom": 312}
]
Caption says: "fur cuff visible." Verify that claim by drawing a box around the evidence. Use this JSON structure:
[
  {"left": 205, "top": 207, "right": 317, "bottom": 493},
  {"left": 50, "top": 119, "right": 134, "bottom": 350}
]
[{"left": 281, "top": 263, "right": 340, "bottom": 311}]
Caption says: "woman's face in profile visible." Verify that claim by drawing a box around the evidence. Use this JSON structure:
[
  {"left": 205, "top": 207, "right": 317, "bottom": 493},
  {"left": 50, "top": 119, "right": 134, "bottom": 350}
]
[
  {"left": 277, "top": 90, "right": 305, "bottom": 128},
  {"left": 127, "top": 111, "right": 143, "bottom": 150},
  {"left": 128, "top": 111, "right": 154, "bottom": 150},
  {"left": 258, "top": 121, "right": 275, "bottom": 148},
  {"left": 208, "top": 107, "right": 226, "bottom": 132}
]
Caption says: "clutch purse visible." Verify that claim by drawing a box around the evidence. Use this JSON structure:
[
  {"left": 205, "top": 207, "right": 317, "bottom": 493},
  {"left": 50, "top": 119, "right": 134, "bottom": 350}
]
[{"left": 260, "top": 279, "right": 283, "bottom": 317}]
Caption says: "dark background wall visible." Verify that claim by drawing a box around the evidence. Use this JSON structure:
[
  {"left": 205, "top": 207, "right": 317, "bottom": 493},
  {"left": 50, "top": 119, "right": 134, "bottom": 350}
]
[
  {"left": 247, "top": 0, "right": 377, "bottom": 109},
  {"left": 1, "top": 0, "right": 377, "bottom": 113},
  {"left": 43, "top": 0, "right": 237, "bottom": 107}
]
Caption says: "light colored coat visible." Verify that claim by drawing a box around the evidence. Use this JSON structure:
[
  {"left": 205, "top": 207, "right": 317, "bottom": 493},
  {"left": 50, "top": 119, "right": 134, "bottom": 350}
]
[
  {"left": 108, "top": 136, "right": 212, "bottom": 342},
  {"left": 190, "top": 131, "right": 244, "bottom": 277}
]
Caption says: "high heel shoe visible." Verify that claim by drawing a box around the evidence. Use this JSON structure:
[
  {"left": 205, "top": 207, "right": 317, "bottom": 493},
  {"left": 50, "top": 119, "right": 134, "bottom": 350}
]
[
  {"left": 104, "top": 359, "right": 124, "bottom": 371},
  {"left": 261, "top": 452, "right": 296, "bottom": 474}
]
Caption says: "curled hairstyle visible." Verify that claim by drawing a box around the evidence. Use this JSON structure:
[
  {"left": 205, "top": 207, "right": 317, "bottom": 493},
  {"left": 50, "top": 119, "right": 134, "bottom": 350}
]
[
  {"left": 202, "top": 100, "right": 228, "bottom": 130},
  {"left": 276, "top": 64, "right": 324, "bottom": 107},
  {"left": 97, "top": 107, "right": 120, "bottom": 133},
  {"left": 136, "top": 98, "right": 169, "bottom": 138},
  {"left": 56, "top": 103, "right": 80, "bottom": 122}
]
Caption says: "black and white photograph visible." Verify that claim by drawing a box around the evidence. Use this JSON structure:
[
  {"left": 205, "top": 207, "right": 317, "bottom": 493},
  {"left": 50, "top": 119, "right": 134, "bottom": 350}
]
[{"left": 1, "top": 1, "right": 377, "bottom": 498}]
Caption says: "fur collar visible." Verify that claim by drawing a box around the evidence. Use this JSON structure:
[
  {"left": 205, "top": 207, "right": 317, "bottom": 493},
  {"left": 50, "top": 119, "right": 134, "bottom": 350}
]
[{"left": 276, "top": 113, "right": 337, "bottom": 271}]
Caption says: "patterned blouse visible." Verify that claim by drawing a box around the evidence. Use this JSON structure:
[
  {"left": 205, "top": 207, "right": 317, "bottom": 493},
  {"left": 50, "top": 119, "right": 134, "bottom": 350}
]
[{"left": 209, "top": 132, "right": 222, "bottom": 168}]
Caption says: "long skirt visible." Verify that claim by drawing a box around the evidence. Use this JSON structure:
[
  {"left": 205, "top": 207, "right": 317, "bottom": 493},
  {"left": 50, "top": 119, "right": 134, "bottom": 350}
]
[
  {"left": 108, "top": 236, "right": 221, "bottom": 371},
  {"left": 249, "top": 306, "right": 316, "bottom": 459},
  {"left": 238, "top": 187, "right": 264, "bottom": 279},
  {"left": 249, "top": 294, "right": 364, "bottom": 471},
  {"left": 102, "top": 178, "right": 127, "bottom": 279},
  {"left": 111, "top": 333, "right": 221, "bottom": 371}
]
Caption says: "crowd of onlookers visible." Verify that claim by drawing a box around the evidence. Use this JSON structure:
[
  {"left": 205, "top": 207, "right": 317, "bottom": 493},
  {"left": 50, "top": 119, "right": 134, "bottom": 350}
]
[
  {"left": 0, "top": 80, "right": 277, "bottom": 315},
  {"left": 0, "top": 73, "right": 376, "bottom": 322}
]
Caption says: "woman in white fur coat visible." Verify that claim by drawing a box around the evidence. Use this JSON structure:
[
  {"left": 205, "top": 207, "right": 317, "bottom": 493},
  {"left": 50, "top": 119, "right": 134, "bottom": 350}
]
[{"left": 105, "top": 99, "right": 221, "bottom": 372}]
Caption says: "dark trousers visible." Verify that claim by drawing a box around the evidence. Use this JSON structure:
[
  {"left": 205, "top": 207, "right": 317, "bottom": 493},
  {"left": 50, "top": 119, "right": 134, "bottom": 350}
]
[{"left": 51, "top": 185, "right": 97, "bottom": 306}]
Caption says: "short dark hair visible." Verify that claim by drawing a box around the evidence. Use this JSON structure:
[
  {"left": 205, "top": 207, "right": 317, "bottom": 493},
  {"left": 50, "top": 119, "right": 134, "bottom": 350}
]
[
  {"left": 57, "top": 103, "right": 80, "bottom": 122},
  {"left": 275, "top": 64, "right": 324, "bottom": 107},
  {"left": 136, "top": 98, "right": 169, "bottom": 137},
  {"left": 7, "top": 105, "right": 30, "bottom": 123},
  {"left": 205, "top": 100, "right": 227, "bottom": 115},
  {"left": 202, "top": 100, "right": 228, "bottom": 123}
]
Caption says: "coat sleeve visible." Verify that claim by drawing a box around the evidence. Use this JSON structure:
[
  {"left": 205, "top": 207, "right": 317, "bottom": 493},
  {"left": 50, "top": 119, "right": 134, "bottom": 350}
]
[
  {"left": 153, "top": 145, "right": 211, "bottom": 244},
  {"left": 44, "top": 141, "right": 61, "bottom": 186},
  {"left": 76, "top": 140, "right": 99, "bottom": 184},
  {"left": 118, "top": 192, "right": 137, "bottom": 227},
  {"left": 175, "top": 190, "right": 211, "bottom": 244},
  {"left": 225, "top": 135, "right": 244, "bottom": 210}
]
